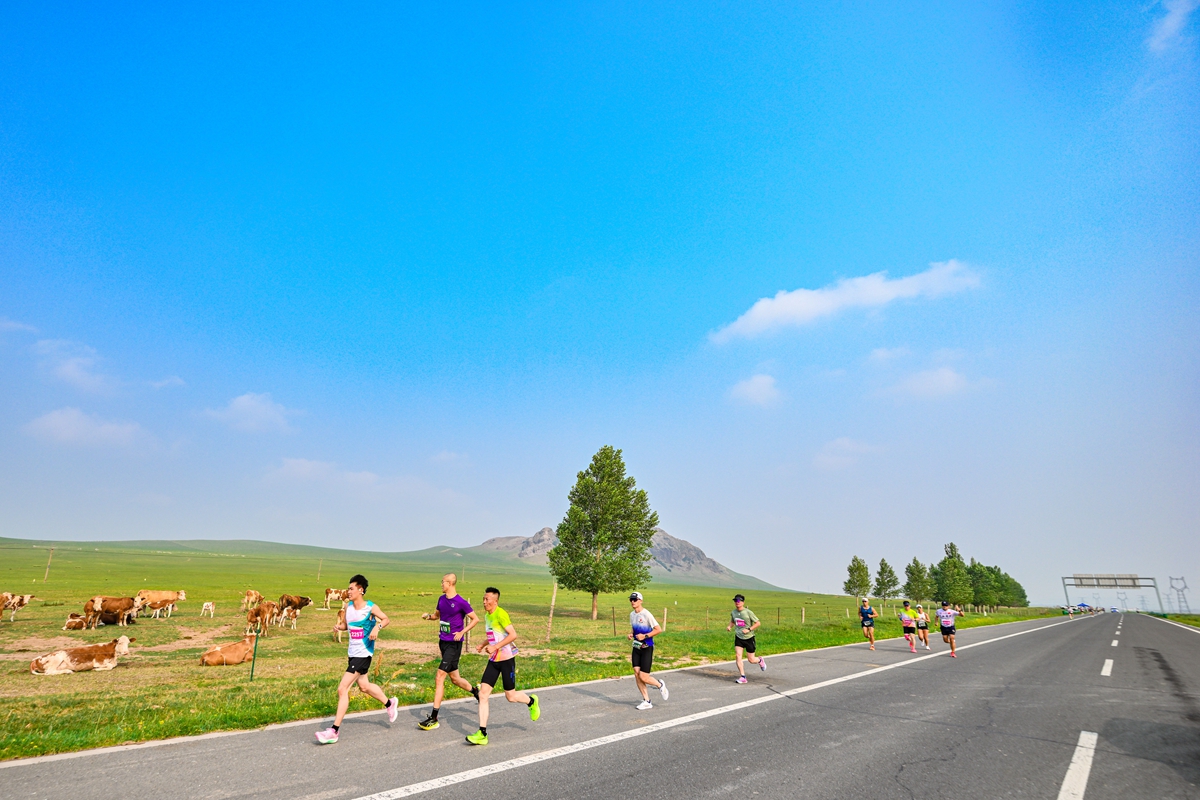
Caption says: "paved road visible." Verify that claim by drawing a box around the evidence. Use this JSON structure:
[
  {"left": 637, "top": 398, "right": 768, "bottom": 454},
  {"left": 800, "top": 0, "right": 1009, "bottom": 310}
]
[{"left": 3, "top": 613, "right": 1198, "bottom": 799}]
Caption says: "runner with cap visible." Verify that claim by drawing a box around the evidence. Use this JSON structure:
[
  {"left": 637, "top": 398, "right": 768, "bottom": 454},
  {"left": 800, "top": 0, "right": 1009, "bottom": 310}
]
[
  {"left": 936, "top": 601, "right": 966, "bottom": 657},
  {"left": 897, "top": 600, "right": 918, "bottom": 653},
  {"left": 628, "top": 592, "right": 668, "bottom": 709},
  {"left": 726, "top": 593, "right": 765, "bottom": 683},
  {"left": 464, "top": 586, "right": 540, "bottom": 746},
  {"left": 417, "top": 573, "right": 480, "bottom": 731},
  {"left": 859, "top": 597, "right": 878, "bottom": 650},
  {"left": 914, "top": 603, "right": 931, "bottom": 649}
]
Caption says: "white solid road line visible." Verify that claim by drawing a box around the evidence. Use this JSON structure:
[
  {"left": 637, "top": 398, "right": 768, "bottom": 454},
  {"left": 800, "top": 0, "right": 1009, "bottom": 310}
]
[
  {"left": 351, "top": 618, "right": 1077, "bottom": 800},
  {"left": 1101, "top": 659, "right": 1113, "bottom": 677},
  {"left": 1147, "top": 615, "right": 1200, "bottom": 635},
  {"left": 1111, "top": 640, "right": 1118, "bottom": 647},
  {"left": 1056, "top": 731, "right": 1099, "bottom": 800}
]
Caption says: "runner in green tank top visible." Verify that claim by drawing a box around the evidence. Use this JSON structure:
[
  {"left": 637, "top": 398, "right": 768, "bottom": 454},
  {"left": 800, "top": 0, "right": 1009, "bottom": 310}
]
[{"left": 465, "top": 587, "right": 540, "bottom": 745}]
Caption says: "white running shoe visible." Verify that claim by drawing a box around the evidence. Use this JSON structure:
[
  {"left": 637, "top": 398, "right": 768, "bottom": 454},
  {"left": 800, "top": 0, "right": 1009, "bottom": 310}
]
[
  {"left": 387, "top": 697, "right": 398, "bottom": 724},
  {"left": 925, "top": 644, "right": 931, "bottom": 650},
  {"left": 637, "top": 700, "right": 654, "bottom": 710},
  {"left": 658, "top": 680, "right": 668, "bottom": 700}
]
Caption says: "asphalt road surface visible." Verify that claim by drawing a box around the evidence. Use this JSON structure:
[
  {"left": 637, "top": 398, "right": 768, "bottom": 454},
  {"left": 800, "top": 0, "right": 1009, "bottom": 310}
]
[{"left": 3, "top": 613, "right": 1198, "bottom": 800}]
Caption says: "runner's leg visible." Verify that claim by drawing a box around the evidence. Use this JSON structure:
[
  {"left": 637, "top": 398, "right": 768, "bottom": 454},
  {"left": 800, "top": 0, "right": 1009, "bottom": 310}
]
[
  {"left": 735, "top": 644, "right": 745, "bottom": 676},
  {"left": 449, "top": 668, "right": 473, "bottom": 693},
  {"left": 333, "top": 671, "right": 358, "bottom": 727},
  {"left": 356, "top": 672, "right": 389, "bottom": 705},
  {"left": 478, "top": 682, "right": 492, "bottom": 728},
  {"left": 433, "top": 668, "right": 448, "bottom": 711},
  {"left": 504, "top": 688, "right": 531, "bottom": 705}
]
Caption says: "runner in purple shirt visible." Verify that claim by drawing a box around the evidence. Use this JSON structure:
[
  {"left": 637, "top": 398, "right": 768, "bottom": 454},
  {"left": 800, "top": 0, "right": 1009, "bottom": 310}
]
[{"left": 418, "top": 573, "right": 479, "bottom": 730}]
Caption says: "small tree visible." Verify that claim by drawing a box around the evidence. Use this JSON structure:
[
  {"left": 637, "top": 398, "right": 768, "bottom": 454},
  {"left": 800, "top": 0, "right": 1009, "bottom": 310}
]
[
  {"left": 843, "top": 555, "right": 872, "bottom": 599},
  {"left": 903, "top": 558, "right": 933, "bottom": 603},
  {"left": 934, "top": 542, "right": 973, "bottom": 606},
  {"left": 968, "top": 559, "right": 999, "bottom": 608},
  {"left": 548, "top": 445, "right": 659, "bottom": 620},
  {"left": 873, "top": 559, "right": 900, "bottom": 603}
]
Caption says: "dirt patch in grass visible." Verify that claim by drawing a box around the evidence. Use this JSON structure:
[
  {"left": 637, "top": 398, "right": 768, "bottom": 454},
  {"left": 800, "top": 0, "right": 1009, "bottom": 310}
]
[
  {"left": 138, "top": 626, "right": 232, "bottom": 652},
  {"left": 5, "top": 636, "right": 80, "bottom": 653},
  {"left": 373, "top": 639, "right": 439, "bottom": 656}
]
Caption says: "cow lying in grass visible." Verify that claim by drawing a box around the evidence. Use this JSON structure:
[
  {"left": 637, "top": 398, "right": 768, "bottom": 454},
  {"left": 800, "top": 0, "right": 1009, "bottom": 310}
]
[
  {"left": 199, "top": 635, "right": 256, "bottom": 666},
  {"left": 62, "top": 613, "right": 87, "bottom": 630},
  {"left": 31, "top": 636, "right": 135, "bottom": 675}
]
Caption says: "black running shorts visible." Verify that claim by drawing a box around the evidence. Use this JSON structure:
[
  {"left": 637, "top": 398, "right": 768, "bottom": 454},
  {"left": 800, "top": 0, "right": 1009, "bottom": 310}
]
[
  {"left": 481, "top": 657, "right": 517, "bottom": 691},
  {"left": 940, "top": 625, "right": 956, "bottom": 636},
  {"left": 917, "top": 621, "right": 928, "bottom": 630},
  {"left": 346, "top": 656, "right": 372, "bottom": 675},
  {"left": 438, "top": 639, "right": 463, "bottom": 673},
  {"left": 735, "top": 635, "right": 757, "bottom": 653},
  {"left": 902, "top": 625, "right": 916, "bottom": 634},
  {"left": 631, "top": 645, "right": 654, "bottom": 673},
  {"left": 861, "top": 620, "right": 874, "bottom": 628}
]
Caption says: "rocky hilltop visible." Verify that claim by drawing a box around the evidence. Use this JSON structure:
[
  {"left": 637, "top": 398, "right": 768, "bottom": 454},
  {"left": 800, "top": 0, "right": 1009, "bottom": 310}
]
[{"left": 477, "top": 527, "right": 778, "bottom": 590}]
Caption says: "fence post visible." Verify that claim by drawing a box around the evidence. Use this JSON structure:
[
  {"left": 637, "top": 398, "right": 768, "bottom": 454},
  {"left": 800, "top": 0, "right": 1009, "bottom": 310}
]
[
  {"left": 706, "top": 607, "right": 709, "bottom": 629},
  {"left": 612, "top": 606, "right": 616, "bottom": 636},
  {"left": 777, "top": 607, "right": 780, "bottom": 625},
  {"left": 249, "top": 625, "right": 262, "bottom": 682},
  {"left": 802, "top": 607, "right": 805, "bottom": 624}
]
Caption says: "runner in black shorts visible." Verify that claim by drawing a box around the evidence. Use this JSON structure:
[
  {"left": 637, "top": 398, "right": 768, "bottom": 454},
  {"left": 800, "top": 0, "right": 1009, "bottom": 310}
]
[
  {"left": 859, "top": 597, "right": 878, "bottom": 650},
  {"left": 418, "top": 573, "right": 479, "bottom": 730},
  {"left": 936, "top": 601, "right": 965, "bottom": 657},
  {"left": 915, "top": 604, "right": 931, "bottom": 649},
  {"left": 465, "top": 587, "right": 540, "bottom": 745},
  {"left": 727, "top": 594, "right": 765, "bottom": 683},
  {"left": 628, "top": 592, "right": 668, "bottom": 709}
]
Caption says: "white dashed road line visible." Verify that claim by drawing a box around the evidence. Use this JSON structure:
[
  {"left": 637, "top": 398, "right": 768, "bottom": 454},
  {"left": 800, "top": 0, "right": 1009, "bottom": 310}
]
[
  {"left": 1110, "top": 640, "right": 1118, "bottom": 647},
  {"left": 1100, "top": 659, "right": 1113, "bottom": 677},
  {"left": 1056, "top": 731, "right": 1099, "bottom": 800}
]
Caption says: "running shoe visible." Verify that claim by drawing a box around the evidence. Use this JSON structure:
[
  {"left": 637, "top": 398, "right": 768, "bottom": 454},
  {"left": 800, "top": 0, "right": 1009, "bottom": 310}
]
[
  {"left": 910, "top": 646, "right": 917, "bottom": 653},
  {"left": 314, "top": 727, "right": 338, "bottom": 744},
  {"left": 471, "top": 686, "right": 480, "bottom": 703},
  {"left": 637, "top": 700, "right": 654, "bottom": 710},
  {"left": 869, "top": 644, "right": 875, "bottom": 650},
  {"left": 658, "top": 680, "right": 669, "bottom": 700},
  {"left": 387, "top": 697, "right": 398, "bottom": 724},
  {"left": 418, "top": 714, "right": 439, "bottom": 731},
  {"left": 466, "top": 729, "right": 488, "bottom": 746},
  {"left": 528, "top": 694, "right": 541, "bottom": 722},
  {"left": 759, "top": 657, "right": 766, "bottom": 672},
  {"left": 924, "top": 644, "right": 931, "bottom": 650},
  {"left": 736, "top": 676, "right": 748, "bottom": 684},
  {"left": 950, "top": 652, "right": 957, "bottom": 658}
]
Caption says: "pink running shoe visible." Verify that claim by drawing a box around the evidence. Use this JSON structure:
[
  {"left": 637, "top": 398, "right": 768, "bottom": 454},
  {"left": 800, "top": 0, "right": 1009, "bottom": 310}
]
[
  {"left": 387, "top": 697, "right": 398, "bottom": 724},
  {"left": 736, "top": 676, "right": 748, "bottom": 684},
  {"left": 315, "top": 727, "right": 338, "bottom": 744},
  {"left": 950, "top": 652, "right": 957, "bottom": 658},
  {"left": 759, "top": 657, "right": 766, "bottom": 672},
  {"left": 910, "top": 647, "right": 917, "bottom": 653}
]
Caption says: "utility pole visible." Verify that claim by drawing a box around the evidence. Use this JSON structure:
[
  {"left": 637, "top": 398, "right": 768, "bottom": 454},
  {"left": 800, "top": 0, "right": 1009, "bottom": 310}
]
[{"left": 43, "top": 547, "right": 55, "bottom": 582}]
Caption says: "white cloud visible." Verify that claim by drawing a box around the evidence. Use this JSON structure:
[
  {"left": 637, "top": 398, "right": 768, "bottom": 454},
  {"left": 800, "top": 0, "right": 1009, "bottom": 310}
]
[
  {"left": 891, "top": 367, "right": 970, "bottom": 398},
  {"left": 204, "top": 392, "right": 298, "bottom": 432},
  {"left": 711, "top": 260, "right": 980, "bottom": 342},
  {"left": 729, "top": 374, "right": 781, "bottom": 406},
  {"left": 1147, "top": 0, "right": 1199, "bottom": 53},
  {"left": 268, "top": 457, "right": 459, "bottom": 502},
  {"left": 814, "top": 437, "right": 878, "bottom": 471},
  {"left": 150, "top": 376, "right": 186, "bottom": 389},
  {"left": 24, "top": 407, "right": 144, "bottom": 447},
  {"left": 432, "top": 450, "right": 470, "bottom": 465},
  {"left": 1, "top": 318, "right": 37, "bottom": 333},
  {"left": 32, "top": 339, "right": 114, "bottom": 393},
  {"left": 869, "top": 346, "right": 910, "bottom": 362}
]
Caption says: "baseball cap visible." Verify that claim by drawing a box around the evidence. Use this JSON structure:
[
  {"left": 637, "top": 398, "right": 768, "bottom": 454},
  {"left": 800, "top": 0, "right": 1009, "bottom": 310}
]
[
  {"left": 903, "top": 600, "right": 910, "bottom": 606},
  {"left": 629, "top": 592, "right": 643, "bottom": 601},
  {"left": 733, "top": 594, "right": 745, "bottom": 603},
  {"left": 941, "top": 600, "right": 950, "bottom": 606}
]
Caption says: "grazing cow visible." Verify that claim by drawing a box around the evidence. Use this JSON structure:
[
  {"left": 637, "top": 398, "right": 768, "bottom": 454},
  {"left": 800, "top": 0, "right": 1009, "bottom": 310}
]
[
  {"left": 62, "top": 613, "right": 87, "bottom": 631},
  {"left": 277, "top": 594, "right": 312, "bottom": 618},
  {"left": 86, "top": 596, "right": 144, "bottom": 628},
  {"left": 146, "top": 599, "right": 176, "bottom": 619},
  {"left": 200, "top": 602, "right": 215, "bottom": 618},
  {"left": 245, "top": 601, "right": 277, "bottom": 636},
  {"left": 240, "top": 590, "right": 263, "bottom": 611},
  {"left": 1, "top": 592, "right": 11, "bottom": 613},
  {"left": 4, "top": 594, "right": 39, "bottom": 622},
  {"left": 199, "top": 635, "right": 256, "bottom": 666},
  {"left": 323, "top": 587, "right": 349, "bottom": 609},
  {"left": 31, "top": 636, "right": 135, "bottom": 675}
]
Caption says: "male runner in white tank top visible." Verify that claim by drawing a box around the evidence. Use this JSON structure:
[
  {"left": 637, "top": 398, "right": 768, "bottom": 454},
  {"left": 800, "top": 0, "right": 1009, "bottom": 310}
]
[{"left": 316, "top": 574, "right": 397, "bottom": 744}]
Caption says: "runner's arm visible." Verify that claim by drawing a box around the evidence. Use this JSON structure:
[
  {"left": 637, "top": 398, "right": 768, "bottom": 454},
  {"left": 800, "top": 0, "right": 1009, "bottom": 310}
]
[
  {"left": 422, "top": 610, "right": 441, "bottom": 621},
  {"left": 487, "top": 623, "right": 518, "bottom": 656},
  {"left": 455, "top": 609, "right": 480, "bottom": 640},
  {"left": 368, "top": 606, "right": 390, "bottom": 639}
]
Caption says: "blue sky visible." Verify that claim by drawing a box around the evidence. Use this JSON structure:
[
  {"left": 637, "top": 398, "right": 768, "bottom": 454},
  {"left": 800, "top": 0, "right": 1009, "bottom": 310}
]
[{"left": 2, "top": 3, "right": 1197, "bottom": 603}]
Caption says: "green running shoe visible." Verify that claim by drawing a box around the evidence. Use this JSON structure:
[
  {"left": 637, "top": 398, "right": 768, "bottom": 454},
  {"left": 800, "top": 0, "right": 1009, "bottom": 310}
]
[
  {"left": 528, "top": 694, "right": 540, "bottom": 722},
  {"left": 466, "top": 729, "right": 488, "bottom": 746}
]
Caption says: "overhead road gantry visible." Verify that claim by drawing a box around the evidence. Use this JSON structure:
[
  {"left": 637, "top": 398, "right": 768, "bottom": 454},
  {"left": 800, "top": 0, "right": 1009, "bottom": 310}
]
[{"left": 1062, "top": 574, "right": 1163, "bottom": 613}]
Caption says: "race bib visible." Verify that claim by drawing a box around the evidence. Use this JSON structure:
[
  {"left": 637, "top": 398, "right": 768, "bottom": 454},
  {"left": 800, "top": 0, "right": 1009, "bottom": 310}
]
[
  {"left": 350, "top": 629, "right": 365, "bottom": 641},
  {"left": 439, "top": 621, "right": 451, "bottom": 635},
  {"left": 735, "top": 619, "right": 747, "bottom": 627}
]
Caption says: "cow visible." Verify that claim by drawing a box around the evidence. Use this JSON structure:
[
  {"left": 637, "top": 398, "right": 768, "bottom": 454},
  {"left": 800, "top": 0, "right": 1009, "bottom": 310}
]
[
  {"left": 245, "top": 601, "right": 277, "bottom": 636},
  {"left": 200, "top": 601, "right": 215, "bottom": 618},
  {"left": 62, "top": 613, "right": 87, "bottom": 631},
  {"left": 145, "top": 599, "right": 176, "bottom": 619},
  {"left": 199, "top": 635, "right": 256, "bottom": 666},
  {"left": 277, "top": 594, "right": 312, "bottom": 619},
  {"left": 4, "top": 594, "right": 39, "bottom": 622},
  {"left": 323, "top": 587, "right": 349, "bottom": 609},
  {"left": 280, "top": 606, "right": 300, "bottom": 630},
  {"left": 86, "top": 596, "right": 144, "bottom": 628},
  {"left": 31, "top": 636, "right": 135, "bottom": 675},
  {"left": 136, "top": 590, "right": 185, "bottom": 616},
  {"left": 240, "top": 590, "right": 263, "bottom": 611},
  {"left": 334, "top": 603, "right": 347, "bottom": 643},
  {"left": 0, "top": 592, "right": 11, "bottom": 614}
]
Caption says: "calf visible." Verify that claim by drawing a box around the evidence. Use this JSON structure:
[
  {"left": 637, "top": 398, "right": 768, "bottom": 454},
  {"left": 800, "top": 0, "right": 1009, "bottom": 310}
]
[
  {"left": 245, "top": 601, "right": 276, "bottom": 636},
  {"left": 199, "top": 635, "right": 256, "bottom": 666},
  {"left": 136, "top": 590, "right": 186, "bottom": 614},
  {"left": 62, "top": 613, "right": 87, "bottom": 631},
  {"left": 31, "top": 636, "right": 135, "bottom": 675},
  {"left": 4, "top": 594, "right": 39, "bottom": 622},
  {"left": 323, "top": 587, "right": 349, "bottom": 609},
  {"left": 281, "top": 606, "right": 300, "bottom": 630},
  {"left": 334, "top": 603, "right": 347, "bottom": 643},
  {"left": 277, "top": 594, "right": 312, "bottom": 621},
  {"left": 240, "top": 590, "right": 263, "bottom": 611},
  {"left": 146, "top": 599, "right": 176, "bottom": 619},
  {"left": 200, "top": 601, "right": 215, "bottom": 618}
]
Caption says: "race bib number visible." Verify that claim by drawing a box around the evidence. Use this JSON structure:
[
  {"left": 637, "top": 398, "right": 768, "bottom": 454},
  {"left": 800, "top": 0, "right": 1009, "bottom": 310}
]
[
  {"left": 439, "top": 621, "right": 451, "bottom": 635},
  {"left": 350, "top": 629, "right": 364, "bottom": 641},
  {"left": 735, "top": 619, "right": 747, "bottom": 627},
  {"left": 487, "top": 629, "right": 497, "bottom": 644}
]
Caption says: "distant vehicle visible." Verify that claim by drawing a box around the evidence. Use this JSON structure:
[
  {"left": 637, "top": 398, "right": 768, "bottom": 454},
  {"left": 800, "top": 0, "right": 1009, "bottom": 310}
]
[{"left": 1111, "top": 607, "right": 1119, "bottom": 613}]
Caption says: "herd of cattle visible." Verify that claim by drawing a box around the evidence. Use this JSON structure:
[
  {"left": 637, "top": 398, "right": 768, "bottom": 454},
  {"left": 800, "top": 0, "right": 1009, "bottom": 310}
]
[{"left": 2, "top": 585, "right": 357, "bottom": 675}]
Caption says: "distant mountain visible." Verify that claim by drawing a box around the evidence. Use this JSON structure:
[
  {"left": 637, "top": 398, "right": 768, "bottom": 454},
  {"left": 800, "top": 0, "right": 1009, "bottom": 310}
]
[{"left": 475, "top": 527, "right": 781, "bottom": 591}]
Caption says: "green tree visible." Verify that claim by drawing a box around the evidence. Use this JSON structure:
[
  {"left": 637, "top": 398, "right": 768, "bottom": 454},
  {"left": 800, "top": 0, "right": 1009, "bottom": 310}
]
[
  {"left": 968, "top": 559, "right": 999, "bottom": 608},
  {"left": 873, "top": 558, "right": 900, "bottom": 601},
  {"left": 903, "top": 558, "right": 933, "bottom": 603},
  {"left": 992, "top": 567, "right": 1029, "bottom": 607},
  {"left": 934, "top": 542, "right": 973, "bottom": 606},
  {"left": 843, "top": 555, "right": 872, "bottom": 599},
  {"left": 548, "top": 445, "right": 659, "bottom": 620}
]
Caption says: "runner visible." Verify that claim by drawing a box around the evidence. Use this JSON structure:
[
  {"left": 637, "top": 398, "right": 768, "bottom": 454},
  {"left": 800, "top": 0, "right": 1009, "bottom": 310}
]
[
  {"left": 417, "top": 573, "right": 480, "bottom": 730},
  {"left": 628, "top": 592, "right": 668, "bottom": 709},
  {"left": 465, "top": 587, "right": 540, "bottom": 745},
  {"left": 897, "top": 600, "right": 918, "bottom": 653},
  {"left": 914, "top": 603, "right": 931, "bottom": 649},
  {"left": 936, "top": 600, "right": 966, "bottom": 657},
  {"left": 315, "top": 575, "right": 397, "bottom": 744},
  {"left": 859, "top": 597, "right": 877, "bottom": 650},
  {"left": 726, "top": 593, "right": 765, "bottom": 683}
]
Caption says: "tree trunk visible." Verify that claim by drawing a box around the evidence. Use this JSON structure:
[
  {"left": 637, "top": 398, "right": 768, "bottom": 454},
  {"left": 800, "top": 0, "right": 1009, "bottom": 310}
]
[{"left": 591, "top": 592, "right": 599, "bottom": 620}]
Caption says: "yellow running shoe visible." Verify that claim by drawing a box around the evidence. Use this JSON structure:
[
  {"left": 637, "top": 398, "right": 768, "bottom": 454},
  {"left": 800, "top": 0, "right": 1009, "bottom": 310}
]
[
  {"left": 529, "top": 694, "right": 540, "bottom": 722},
  {"left": 466, "top": 729, "right": 488, "bottom": 745}
]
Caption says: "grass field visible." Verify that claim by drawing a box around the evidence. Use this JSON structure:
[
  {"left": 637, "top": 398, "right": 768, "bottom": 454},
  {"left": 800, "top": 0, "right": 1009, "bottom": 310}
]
[
  {"left": 1165, "top": 614, "right": 1200, "bottom": 629},
  {"left": 0, "top": 537, "right": 1052, "bottom": 761}
]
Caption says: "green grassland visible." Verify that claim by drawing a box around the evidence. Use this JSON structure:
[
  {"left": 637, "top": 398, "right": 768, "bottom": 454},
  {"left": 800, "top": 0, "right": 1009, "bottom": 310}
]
[
  {"left": 0, "top": 537, "right": 1052, "bottom": 760},
  {"left": 1165, "top": 614, "right": 1200, "bottom": 629}
]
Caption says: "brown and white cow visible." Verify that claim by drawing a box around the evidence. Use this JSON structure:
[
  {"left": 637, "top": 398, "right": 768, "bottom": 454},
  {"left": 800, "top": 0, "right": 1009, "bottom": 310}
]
[
  {"left": 200, "top": 601, "right": 215, "bottom": 618},
  {"left": 86, "top": 596, "right": 144, "bottom": 628},
  {"left": 245, "top": 601, "right": 277, "bottom": 636},
  {"left": 199, "top": 635, "right": 256, "bottom": 666},
  {"left": 277, "top": 595, "right": 312, "bottom": 615},
  {"left": 280, "top": 606, "right": 300, "bottom": 630},
  {"left": 1, "top": 592, "right": 11, "bottom": 614},
  {"left": 240, "top": 590, "right": 263, "bottom": 611},
  {"left": 323, "top": 587, "right": 349, "bottom": 609},
  {"left": 334, "top": 603, "right": 348, "bottom": 643},
  {"left": 31, "top": 635, "right": 135, "bottom": 675},
  {"left": 62, "top": 613, "right": 87, "bottom": 631},
  {"left": 136, "top": 590, "right": 185, "bottom": 615},
  {"left": 4, "top": 594, "right": 39, "bottom": 622},
  {"left": 144, "top": 599, "right": 176, "bottom": 619}
]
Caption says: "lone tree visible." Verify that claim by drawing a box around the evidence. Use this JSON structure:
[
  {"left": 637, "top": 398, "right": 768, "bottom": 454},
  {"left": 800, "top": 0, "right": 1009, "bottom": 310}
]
[
  {"left": 903, "top": 558, "right": 933, "bottom": 603},
  {"left": 548, "top": 445, "right": 659, "bottom": 620},
  {"left": 843, "top": 555, "right": 872, "bottom": 599},
  {"left": 873, "top": 558, "right": 900, "bottom": 602}
]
